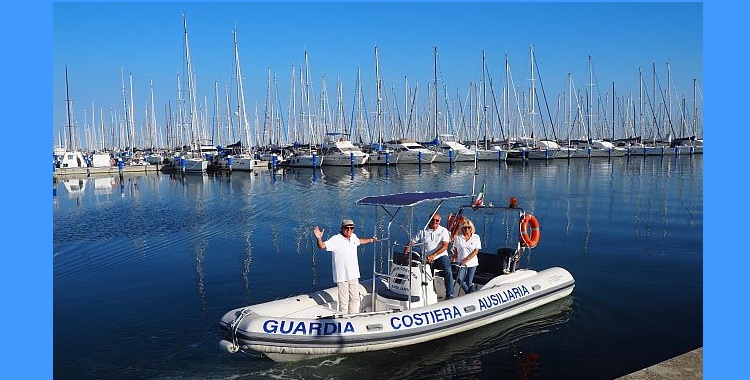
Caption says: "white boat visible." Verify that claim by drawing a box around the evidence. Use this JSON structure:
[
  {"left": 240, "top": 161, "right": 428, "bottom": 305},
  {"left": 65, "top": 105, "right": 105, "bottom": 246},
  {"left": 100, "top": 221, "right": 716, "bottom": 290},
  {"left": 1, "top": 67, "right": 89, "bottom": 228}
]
[
  {"left": 470, "top": 144, "right": 507, "bottom": 162},
  {"left": 219, "top": 191, "right": 574, "bottom": 362},
  {"left": 284, "top": 147, "right": 321, "bottom": 168},
  {"left": 563, "top": 139, "right": 627, "bottom": 158},
  {"left": 231, "top": 154, "right": 257, "bottom": 172},
  {"left": 321, "top": 133, "right": 369, "bottom": 166},
  {"left": 383, "top": 138, "right": 437, "bottom": 164},
  {"left": 505, "top": 139, "right": 562, "bottom": 161},
  {"left": 430, "top": 134, "right": 476, "bottom": 163},
  {"left": 54, "top": 149, "right": 88, "bottom": 168},
  {"left": 145, "top": 153, "right": 164, "bottom": 165}
]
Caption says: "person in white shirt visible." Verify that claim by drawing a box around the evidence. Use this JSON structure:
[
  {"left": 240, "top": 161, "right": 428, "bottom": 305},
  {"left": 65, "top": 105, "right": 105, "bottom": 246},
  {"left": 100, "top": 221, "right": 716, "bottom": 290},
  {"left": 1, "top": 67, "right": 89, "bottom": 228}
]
[
  {"left": 313, "top": 219, "right": 377, "bottom": 314},
  {"left": 453, "top": 218, "right": 481, "bottom": 294},
  {"left": 403, "top": 213, "right": 455, "bottom": 300}
]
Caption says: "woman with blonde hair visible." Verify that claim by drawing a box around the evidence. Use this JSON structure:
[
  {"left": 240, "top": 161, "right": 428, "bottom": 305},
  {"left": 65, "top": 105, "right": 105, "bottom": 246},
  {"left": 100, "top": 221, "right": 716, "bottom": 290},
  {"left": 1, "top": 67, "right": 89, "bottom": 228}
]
[{"left": 452, "top": 218, "right": 481, "bottom": 294}]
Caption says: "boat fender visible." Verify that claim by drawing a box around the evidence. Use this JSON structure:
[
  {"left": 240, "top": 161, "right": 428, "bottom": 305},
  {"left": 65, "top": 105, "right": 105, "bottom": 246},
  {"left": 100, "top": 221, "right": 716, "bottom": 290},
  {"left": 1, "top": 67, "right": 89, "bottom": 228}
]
[
  {"left": 520, "top": 214, "right": 541, "bottom": 248},
  {"left": 219, "top": 339, "right": 239, "bottom": 353}
]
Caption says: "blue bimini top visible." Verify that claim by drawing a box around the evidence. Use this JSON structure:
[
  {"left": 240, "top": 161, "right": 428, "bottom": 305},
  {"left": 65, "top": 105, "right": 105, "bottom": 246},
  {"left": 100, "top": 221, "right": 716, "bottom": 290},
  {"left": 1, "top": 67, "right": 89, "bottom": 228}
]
[{"left": 355, "top": 191, "right": 470, "bottom": 207}]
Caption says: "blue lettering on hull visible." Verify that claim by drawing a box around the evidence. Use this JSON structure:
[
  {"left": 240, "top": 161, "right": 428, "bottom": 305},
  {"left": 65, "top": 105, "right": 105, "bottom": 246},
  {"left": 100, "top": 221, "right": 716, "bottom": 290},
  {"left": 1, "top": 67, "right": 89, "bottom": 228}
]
[
  {"left": 390, "top": 306, "right": 463, "bottom": 330},
  {"left": 478, "top": 285, "right": 530, "bottom": 310},
  {"left": 263, "top": 320, "right": 356, "bottom": 335}
]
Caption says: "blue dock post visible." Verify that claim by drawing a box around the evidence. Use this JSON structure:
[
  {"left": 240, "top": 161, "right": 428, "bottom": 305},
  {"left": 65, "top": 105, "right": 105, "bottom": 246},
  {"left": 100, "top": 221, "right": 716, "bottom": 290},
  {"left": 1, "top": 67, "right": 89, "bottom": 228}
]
[
  {"left": 385, "top": 151, "right": 390, "bottom": 165},
  {"left": 118, "top": 157, "right": 124, "bottom": 174},
  {"left": 350, "top": 152, "right": 355, "bottom": 167},
  {"left": 180, "top": 157, "right": 186, "bottom": 174},
  {"left": 418, "top": 151, "right": 422, "bottom": 165},
  {"left": 227, "top": 155, "right": 233, "bottom": 174},
  {"left": 312, "top": 152, "right": 318, "bottom": 168},
  {"left": 272, "top": 154, "right": 278, "bottom": 169},
  {"left": 448, "top": 149, "right": 453, "bottom": 163}
]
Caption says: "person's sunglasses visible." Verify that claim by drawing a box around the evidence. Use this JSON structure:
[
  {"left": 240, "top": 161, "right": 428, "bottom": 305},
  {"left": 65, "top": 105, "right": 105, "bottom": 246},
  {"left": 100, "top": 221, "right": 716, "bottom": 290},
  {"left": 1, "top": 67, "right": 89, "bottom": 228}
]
[{"left": 343, "top": 226, "right": 354, "bottom": 230}]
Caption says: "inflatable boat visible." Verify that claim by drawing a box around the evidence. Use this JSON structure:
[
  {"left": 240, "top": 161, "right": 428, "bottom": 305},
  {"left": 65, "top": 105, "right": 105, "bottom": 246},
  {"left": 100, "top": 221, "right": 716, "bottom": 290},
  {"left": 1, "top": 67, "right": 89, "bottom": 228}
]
[{"left": 219, "top": 191, "right": 574, "bottom": 362}]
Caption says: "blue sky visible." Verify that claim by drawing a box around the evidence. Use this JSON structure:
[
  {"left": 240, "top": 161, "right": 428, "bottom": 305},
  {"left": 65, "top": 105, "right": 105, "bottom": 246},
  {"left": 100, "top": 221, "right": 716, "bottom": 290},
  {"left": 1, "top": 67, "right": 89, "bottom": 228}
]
[{"left": 52, "top": 2, "right": 702, "bottom": 147}]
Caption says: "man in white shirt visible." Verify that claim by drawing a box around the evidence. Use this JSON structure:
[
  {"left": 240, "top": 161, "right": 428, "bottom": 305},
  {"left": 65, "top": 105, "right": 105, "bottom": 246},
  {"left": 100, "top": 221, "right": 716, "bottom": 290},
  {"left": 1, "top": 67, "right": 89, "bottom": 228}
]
[
  {"left": 403, "top": 213, "right": 455, "bottom": 299},
  {"left": 314, "top": 219, "right": 377, "bottom": 314}
]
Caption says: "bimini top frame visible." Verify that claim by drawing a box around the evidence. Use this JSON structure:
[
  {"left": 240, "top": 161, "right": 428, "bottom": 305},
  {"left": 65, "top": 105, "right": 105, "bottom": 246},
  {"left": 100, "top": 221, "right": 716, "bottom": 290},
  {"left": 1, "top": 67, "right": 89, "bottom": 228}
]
[
  {"left": 355, "top": 191, "right": 470, "bottom": 208},
  {"left": 356, "top": 191, "right": 473, "bottom": 311}
]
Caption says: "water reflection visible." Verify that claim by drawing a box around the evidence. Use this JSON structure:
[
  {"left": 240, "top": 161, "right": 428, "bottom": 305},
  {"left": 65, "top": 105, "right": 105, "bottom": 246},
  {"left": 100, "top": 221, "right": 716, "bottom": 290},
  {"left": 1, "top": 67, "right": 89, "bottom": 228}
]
[{"left": 53, "top": 156, "right": 702, "bottom": 380}]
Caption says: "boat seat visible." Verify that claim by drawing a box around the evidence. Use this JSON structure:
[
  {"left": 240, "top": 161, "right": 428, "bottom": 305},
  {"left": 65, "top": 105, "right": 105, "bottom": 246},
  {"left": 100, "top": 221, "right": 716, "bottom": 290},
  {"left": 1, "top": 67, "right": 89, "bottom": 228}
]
[
  {"left": 376, "top": 285, "right": 420, "bottom": 303},
  {"left": 471, "top": 248, "right": 520, "bottom": 285},
  {"left": 392, "top": 251, "right": 421, "bottom": 267}
]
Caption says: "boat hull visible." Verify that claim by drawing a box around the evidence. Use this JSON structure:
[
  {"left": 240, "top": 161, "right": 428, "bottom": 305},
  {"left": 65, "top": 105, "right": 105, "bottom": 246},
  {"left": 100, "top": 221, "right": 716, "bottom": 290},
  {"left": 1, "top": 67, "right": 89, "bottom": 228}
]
[{"left": 219, "top": 267, "right": 574, "bottom": 362}]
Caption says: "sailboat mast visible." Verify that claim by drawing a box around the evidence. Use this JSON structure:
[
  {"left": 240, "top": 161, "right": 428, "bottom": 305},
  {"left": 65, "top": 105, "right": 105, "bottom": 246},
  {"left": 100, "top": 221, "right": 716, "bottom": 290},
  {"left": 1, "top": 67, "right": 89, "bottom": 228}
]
[
  {"left": 433, "top": 46, "right": 439, "bottom": 139},
  {"left": 482, "top": 50, "right": 488, "bottom": 148},
  {"left": 64, "top": 65, "right": 75, "bottom": 150},
  {"left": 530, "top": 45, "right": 536, "bottom": 140},
  {"left": 692, "top": 78, "right": 697, "bottom": 137},
  {"left": 612, "top": 82, "right": 616, "bottom": 141},
  {"left": 375, "top": 46, "right": 382, "bottom": 145},
  {"left": 304, "top": 50, "right": 313, "bottom": 149}
]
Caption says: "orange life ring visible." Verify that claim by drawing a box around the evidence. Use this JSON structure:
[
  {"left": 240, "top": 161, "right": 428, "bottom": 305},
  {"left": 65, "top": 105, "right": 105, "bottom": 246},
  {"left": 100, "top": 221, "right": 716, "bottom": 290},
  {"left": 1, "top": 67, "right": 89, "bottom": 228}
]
[{"left": 520, "top": 214, "right": 541, "bottom": 248}]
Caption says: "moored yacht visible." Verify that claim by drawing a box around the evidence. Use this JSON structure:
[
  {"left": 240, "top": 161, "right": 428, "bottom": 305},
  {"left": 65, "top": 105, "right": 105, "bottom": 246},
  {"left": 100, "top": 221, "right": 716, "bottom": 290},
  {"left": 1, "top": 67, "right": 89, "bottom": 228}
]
[
  {"left": 430, "top": 134, "right": 476, "bottom": 163},
  {"left": 384, "top": 138, "right": 437, "bottom": 164},
  {"left": 321, "top": 133, "right": 369, "bottom": 166}
]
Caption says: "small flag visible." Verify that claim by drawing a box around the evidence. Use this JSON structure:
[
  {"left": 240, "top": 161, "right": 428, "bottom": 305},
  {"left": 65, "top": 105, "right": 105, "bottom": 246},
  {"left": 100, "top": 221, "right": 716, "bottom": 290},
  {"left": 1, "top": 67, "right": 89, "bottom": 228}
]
[{"left": 472, "top": 182, "right": 485, "bottom": 210}]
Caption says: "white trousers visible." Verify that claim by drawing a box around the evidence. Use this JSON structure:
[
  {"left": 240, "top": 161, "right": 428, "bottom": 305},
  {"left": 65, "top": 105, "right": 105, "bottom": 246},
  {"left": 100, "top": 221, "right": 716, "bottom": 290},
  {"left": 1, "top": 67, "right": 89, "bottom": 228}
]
[{"left": 337, "top": 279, "right": 360, "bottom": 314}]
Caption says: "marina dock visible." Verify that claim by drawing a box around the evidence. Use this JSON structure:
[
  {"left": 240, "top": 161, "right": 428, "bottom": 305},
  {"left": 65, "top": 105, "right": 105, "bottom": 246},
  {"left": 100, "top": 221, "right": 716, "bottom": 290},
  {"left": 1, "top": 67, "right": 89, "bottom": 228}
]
[
  {"left": 53, "top": 165, "right": 162, "bottom": 178},
  {"left": 616, "top": 347, "right": 702, "bottom": 379}
]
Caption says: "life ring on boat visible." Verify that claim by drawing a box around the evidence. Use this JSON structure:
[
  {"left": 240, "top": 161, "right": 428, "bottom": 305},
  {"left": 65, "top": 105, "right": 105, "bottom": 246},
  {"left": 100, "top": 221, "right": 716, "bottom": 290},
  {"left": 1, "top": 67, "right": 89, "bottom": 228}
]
[{"left": 520, "top": 214, "right": 541, "bottom": 248}]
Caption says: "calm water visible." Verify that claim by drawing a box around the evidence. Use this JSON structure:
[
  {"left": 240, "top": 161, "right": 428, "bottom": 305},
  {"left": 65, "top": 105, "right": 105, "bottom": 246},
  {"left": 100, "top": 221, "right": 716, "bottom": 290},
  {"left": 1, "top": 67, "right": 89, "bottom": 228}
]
[{"left": 53, "top": 156, "right": 703, "bottom": 380}]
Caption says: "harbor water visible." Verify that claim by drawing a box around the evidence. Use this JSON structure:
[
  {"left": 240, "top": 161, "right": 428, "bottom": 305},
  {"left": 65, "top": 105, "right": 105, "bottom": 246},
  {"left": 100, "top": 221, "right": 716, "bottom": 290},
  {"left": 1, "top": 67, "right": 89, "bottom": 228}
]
[{"left": 53, "top": 156, "right": 703, "bottom": 379}]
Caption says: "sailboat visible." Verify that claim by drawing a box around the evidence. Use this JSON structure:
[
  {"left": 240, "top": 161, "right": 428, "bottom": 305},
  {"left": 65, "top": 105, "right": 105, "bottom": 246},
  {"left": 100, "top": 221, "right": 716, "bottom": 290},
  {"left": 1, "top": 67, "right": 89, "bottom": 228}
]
[
  {"left": 54, "top": 65, "right": 89, "bottom": 171},
  {"left": 224, "top": 29, "right": 256, "bottom": 172},
  {"left": 177, "top": 13, "right": 210, "bottom": 173},
  {"left": 286, "top": 50, "right": 322, "bottom": 168}
]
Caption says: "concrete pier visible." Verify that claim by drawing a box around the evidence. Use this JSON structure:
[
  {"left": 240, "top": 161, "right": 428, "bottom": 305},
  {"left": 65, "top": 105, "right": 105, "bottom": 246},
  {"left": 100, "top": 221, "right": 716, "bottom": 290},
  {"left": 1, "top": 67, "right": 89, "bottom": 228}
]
[{"left": 616, "top": 347, "right": 702, "bottom": 379}]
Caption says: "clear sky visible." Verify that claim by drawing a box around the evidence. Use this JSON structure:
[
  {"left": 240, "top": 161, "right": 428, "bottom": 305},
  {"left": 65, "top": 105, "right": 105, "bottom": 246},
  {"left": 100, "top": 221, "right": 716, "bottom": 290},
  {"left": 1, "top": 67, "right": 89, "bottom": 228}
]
[{"left": 52, "top": 2, "right": 702, "bottom": 148}]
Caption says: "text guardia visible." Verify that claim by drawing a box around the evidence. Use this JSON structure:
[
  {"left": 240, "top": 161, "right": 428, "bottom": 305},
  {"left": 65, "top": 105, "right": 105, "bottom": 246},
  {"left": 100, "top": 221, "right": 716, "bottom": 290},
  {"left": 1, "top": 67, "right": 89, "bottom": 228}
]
[{"left": 263, "top": 320, "right": 355, "bottom": 335}]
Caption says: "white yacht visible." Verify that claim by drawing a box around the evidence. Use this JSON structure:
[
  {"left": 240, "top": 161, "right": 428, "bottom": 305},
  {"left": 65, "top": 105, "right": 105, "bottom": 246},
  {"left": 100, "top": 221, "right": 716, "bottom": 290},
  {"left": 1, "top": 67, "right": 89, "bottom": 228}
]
[
  {"left": 384, "top": 138, "right": 437, "bottom": 164},
  {"left": 321, "top": 133, "right": 369, "bottom": 166},
  {"left": 430, "top": 134, "right": 476, "bottom": 163}
]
